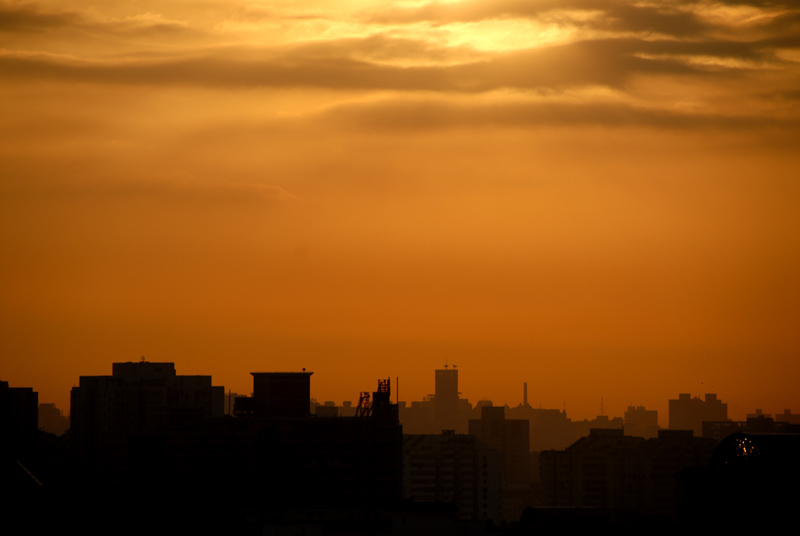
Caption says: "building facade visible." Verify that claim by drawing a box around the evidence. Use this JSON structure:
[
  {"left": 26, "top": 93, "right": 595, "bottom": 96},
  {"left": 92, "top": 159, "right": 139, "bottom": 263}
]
[{"left": 403, "top": 431, "right": 502, "bottom": 522}]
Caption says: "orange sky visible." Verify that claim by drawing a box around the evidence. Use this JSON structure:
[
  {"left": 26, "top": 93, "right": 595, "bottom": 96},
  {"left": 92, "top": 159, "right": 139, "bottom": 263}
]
[{"left": 2, "top": 0, "right": 799, "bottom": 425}]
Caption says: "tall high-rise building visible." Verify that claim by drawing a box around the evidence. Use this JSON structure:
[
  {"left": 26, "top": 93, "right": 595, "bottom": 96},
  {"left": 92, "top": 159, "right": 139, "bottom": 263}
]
[
  {"left": 469, "top": 405, "right": 531, "bottom": 523},
  {"left": 434, "top": 366, "right": 459, "bottom": 432}
]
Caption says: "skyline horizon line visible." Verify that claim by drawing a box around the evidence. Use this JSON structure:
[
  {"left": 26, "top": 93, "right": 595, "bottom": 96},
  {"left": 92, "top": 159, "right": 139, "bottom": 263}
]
[{"left": 13, "top": 360, "right": 797, "bottom": 428}]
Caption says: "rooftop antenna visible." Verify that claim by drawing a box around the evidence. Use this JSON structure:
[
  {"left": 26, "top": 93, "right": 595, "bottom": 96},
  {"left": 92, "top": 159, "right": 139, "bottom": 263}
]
[{"left": 601, "top": 397, "right": 605, "bottom": 416}]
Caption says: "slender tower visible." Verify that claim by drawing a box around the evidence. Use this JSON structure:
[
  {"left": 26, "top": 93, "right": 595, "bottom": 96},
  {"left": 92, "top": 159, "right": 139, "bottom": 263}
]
[{"left": 435, "top": 364, "right": 459, "bottom": 431}]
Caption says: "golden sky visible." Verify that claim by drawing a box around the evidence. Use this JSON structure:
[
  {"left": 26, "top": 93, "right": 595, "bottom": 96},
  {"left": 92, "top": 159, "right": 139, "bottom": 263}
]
[{"left": 2, "top": 0, "right": 799, "bottom": 424}]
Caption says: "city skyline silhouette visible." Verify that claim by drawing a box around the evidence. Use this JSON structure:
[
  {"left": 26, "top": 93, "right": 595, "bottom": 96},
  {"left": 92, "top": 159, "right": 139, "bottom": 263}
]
[
  {"left": 2, "top": 1, "right": 800, "bottom": 531},
  {"left": 4, "top": 361, "right": 799, "bottom": 534}
]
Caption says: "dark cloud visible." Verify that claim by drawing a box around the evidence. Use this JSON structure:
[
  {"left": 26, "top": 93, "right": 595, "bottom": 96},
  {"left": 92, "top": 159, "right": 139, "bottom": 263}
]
[
  {"left": 3, "top": 0, "right": 796, "bottom": 89},
  {"left": 758, "top": 10, "right": 800, "bottom": 36},
  {"left": 366, "top": 0, "right": 710, "bottom": 36},
  {"left": 2, "top": 34, "right": 769, "bottom": 91},
  {"left": 367, "top": 0, "right": 800, "bottom": 24},
  {"left": 0, "top": 1, "right": 202, "bottom": 43},
  {"left": 595, "top": 5, "right": 710, "bottom": 37},
  {"left": 366, "top": 0, "right": 800, "bottom": 40},
  {"left": 319, "top": 96, "right": 797, "bottom": 131},
  {"left": 0, "top": 163, "right": 297, "bottom": 208},
  {"left": 365, "top": 0, "right": 590, "bottom": 25},
  {"left": 710, "top": 0, "right": 800, "bottom": 7},
  {"left": 0, "top": 2, "right": 82, "bottom": 32},
  {"left": 1, "top": 0, "right": 796, "bottom": 139}
]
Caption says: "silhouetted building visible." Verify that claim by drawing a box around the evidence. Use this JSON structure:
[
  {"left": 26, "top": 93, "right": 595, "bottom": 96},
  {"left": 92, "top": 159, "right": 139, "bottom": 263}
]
[
  {"left": 775, "top": 409, "right": 800, "bottom": 424},
  {"left": 340, "top": 400, "right": 357, "bottom": 417},
  {"left": 0, "top": 381, "right": 38, "bottom": 460},
  {"left": 403, "top": 431, "right": 502, "bottom": 522},
  {"left": 624, "top": 405, "right": 658, "bottom": 439},
  {"left": 234, "top": 371, "right": 313, "bottom": 418},
  {"left": 506, "top": 403, "right": 574, "bottom": 451},
  {"left": 315, "top": 401, "right": 339, "bottom": 418},
  {"left": 435, "top": 367, "right": 459, "bottom": 432},
  {"left": 224, "top": 374, "right": 403, "bottom": 507},
  {"left": 400, "top": 396, "right": 436, "bottom": 434},
  {"left": 69, "top": 361, "right": 224, "bottom": 483},
  {"left": 746, "top": 408, "right": 770, "bottom": 420},
  {"left": 255, "top": 371, "right": 312, "bottom": 418},
  {"left": 402, "top": 369, "right": 474, "bottom": 435},
  {"left": 703, "top": 413, "right": 800, "bottom": 442},
  {"left": 540, "top": 429, "right": 716, "bottom": 524},
  {"left": 669, "top": 393, "right": 727, "bottom": 437},
  {"left": 223, "top": 391, "right": 247, "bottom": 416},
  {"left": 469, "top": 405, "right": 531, "bottom": 523},
  {"left": 572, "top": 414, "right": 624, "bottom": 440}
]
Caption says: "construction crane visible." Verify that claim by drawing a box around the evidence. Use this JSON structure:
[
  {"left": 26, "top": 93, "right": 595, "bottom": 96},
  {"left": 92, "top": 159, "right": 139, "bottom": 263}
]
[
  {"left": 356, "top": 391, "right": 371, "bottom": 417},
  {"left": 355, "top": 378, "right": 392, "bottom": 417}
]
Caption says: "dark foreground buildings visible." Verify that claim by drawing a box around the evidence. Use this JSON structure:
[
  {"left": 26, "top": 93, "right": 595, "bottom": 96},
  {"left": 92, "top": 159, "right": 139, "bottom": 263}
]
[
  {"left": 0, "top": 380, "right": 38, "bottom": 462},
  {"left": 692, "top": 432, "right": 800, "bottom": 531},
  {"left": 403, "top": 431, "right": 502, "bottom": 522},
  {"left": 70, "top": 363, "right": 402, "bottom": 502},
  {"left": 64, "top": 363, "right": 404, "bottom": 534},
  {"left": 469, "top": 405, "right": 531, "bottom": 523},
  {"left": 10, "top": 364, "right": 800, "bottom": 535},
  {"left": 229, "top": 372, "right": 402, "bottom": 506},
  {"left": 70, "top": 361, "right": 224, "bottom": 484},
  {"left": 540, "top": 429, "right": 717, "bottom": 524}
]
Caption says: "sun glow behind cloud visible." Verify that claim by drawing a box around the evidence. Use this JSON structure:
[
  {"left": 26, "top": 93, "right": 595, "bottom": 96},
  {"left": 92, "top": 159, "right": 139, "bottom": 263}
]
[{"left": 2, "top": 0, "right": 800, "bottom": 421}]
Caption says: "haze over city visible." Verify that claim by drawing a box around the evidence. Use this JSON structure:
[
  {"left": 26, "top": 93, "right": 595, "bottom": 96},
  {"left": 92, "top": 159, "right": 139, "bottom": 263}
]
[{"left": 2, "top": 0, "right": 799, "bottom": 423}]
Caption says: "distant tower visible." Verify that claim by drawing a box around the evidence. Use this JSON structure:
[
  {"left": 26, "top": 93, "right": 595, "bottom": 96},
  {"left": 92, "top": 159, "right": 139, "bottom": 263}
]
[{"left": 435, "top": 365, "right": 459, "bottom": 432}]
